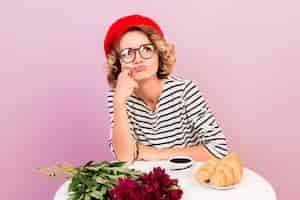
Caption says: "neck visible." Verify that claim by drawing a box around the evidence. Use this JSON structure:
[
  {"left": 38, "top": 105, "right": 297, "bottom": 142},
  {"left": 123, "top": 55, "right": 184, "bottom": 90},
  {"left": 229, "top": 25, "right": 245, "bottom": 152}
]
[{"left": 134, "top": 76, "right": 164, "bottom": 104}]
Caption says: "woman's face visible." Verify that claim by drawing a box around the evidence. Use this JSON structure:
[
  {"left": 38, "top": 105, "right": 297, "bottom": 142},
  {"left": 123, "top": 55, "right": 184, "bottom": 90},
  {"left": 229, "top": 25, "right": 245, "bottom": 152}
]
[{"left": 118, "top": 30, "right": 159, "bottom": 82}]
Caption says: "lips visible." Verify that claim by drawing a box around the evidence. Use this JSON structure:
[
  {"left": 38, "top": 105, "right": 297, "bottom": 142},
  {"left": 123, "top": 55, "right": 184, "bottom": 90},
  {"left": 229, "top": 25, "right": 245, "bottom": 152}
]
[{"left": 131, "top": 65, "right": 146, "bottom": 73}]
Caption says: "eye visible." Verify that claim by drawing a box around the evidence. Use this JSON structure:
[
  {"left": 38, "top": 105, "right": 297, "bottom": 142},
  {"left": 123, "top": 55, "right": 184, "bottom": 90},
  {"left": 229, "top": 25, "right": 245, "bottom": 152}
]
[
  {"left": 120, "top": 48, "right": 134, "bottom": 58},
  {"left": 141, "top": 44, "right": 154, "bottom": 52}
]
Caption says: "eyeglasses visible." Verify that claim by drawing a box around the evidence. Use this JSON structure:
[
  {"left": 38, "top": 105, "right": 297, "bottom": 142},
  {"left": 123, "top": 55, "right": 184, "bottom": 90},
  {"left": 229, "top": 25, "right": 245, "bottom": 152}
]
[{"left": 118, "top": 43, "right": 156, "bottom": 64}]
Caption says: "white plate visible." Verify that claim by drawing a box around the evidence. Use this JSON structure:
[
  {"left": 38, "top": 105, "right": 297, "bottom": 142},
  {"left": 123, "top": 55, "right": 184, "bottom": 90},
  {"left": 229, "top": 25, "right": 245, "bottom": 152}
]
[{"left": 199, "top": 181, "right": 240, "bottom": 190}]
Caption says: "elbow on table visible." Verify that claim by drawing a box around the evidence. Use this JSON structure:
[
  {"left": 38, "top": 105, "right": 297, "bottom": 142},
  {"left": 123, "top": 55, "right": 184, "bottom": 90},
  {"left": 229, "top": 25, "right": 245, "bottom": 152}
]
[{"left": 113, "top": 150, "right": 135, "bottom": 164}]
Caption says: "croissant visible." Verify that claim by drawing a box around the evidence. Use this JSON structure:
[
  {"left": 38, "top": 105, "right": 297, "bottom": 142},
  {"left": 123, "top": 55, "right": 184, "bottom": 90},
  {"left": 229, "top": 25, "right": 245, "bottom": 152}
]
[
  {"left": 221, "top": 153, "right": 243, "bottom": 184},
  {"left": 195, "top": 152, "right": 243, "bottom": 187},
  {"left": 195, "top": 159, "right": 218, "bottom": 183},
  {"left": 210, "top": 170, "right": 227, "bottom": 186},
  {"left": 213, "top": 163, "right": 235, "bottom": 186}
]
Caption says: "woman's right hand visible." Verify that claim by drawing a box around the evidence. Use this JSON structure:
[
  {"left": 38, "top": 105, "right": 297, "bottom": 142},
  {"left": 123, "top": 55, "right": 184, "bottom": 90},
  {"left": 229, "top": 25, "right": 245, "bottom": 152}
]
[{"left": 113, "top": 68, "right": 139, "bottom": 106}]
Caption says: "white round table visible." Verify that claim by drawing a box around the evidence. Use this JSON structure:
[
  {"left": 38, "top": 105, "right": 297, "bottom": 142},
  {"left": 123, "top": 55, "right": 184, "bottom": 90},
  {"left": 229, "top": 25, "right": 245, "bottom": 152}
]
[{"left": 54, "top": 160, "right": 276, "bottom": 200}]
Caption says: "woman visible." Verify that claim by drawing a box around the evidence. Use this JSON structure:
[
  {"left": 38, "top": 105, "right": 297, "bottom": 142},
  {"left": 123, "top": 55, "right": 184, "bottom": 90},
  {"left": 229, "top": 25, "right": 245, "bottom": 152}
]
[{"left": 104, "top": 14, "right": 228, "bottom": 163}]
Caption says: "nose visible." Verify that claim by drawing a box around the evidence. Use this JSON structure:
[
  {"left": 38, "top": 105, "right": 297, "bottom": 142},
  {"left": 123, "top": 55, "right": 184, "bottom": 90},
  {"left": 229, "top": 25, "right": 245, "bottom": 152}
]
[{"left": 133, "top": 50, "right": 143, "bottom": 64}]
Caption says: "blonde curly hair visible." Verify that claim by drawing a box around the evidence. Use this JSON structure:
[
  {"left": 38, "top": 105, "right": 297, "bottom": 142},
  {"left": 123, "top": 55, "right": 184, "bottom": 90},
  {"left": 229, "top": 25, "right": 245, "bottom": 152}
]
[{"left": 105, "top": 25, "right": 176, "bottom": 88}]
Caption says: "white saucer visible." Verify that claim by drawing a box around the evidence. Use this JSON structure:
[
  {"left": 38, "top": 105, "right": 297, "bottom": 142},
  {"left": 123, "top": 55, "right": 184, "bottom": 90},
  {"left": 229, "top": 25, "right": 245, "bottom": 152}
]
[{"left": 199, "top": 181, "right": 240, "bottom": 190}]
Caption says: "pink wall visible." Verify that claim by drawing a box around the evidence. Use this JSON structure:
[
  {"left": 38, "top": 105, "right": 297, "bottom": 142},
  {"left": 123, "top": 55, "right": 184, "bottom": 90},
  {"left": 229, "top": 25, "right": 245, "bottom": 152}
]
[{"left": 1, "top": 1, "right": 299, "bottom": 199}]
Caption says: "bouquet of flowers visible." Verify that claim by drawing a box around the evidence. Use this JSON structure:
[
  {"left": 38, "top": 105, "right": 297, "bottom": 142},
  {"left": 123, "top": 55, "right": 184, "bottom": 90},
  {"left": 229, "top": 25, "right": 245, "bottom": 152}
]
[{"left": 38, "top": 161, "right": 183, "bottom": 200}]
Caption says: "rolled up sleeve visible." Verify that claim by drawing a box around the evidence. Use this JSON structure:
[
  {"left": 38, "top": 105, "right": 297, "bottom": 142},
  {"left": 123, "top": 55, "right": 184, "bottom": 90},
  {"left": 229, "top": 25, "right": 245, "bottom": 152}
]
[{"left": 183, "top": 80, "right": 229, "bottom": 159}]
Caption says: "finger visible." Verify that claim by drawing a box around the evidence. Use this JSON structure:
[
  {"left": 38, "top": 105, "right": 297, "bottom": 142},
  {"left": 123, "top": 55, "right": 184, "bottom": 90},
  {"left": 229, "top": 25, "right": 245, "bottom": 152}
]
[
  {"left": 120, "top": 68, "right": 130, "bottom": 77},
  {"left": 128, "top": 69, "right": 133, "bottom": 77},
  {"left": 124, "top": 75, "right": 132, "bottom": 82},
  {"left": 133, "top": 82, "right": 139, "bottom": 89},
  {"left": 122, "top": 67, "right": 133, "bottom": 77},
  {"left": 127, "top": 79, "right": 136, "bottom": 89},
  {"left": 122, "top": 67, "right": 131, "bottom": 73},
  {"left": 131, "top": 79, "right": 139, "bottom": 89}
]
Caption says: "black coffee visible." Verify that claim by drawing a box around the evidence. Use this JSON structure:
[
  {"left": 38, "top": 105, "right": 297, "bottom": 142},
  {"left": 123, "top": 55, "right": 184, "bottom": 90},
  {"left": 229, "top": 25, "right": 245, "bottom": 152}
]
[{"left": 170, "top": 158, "right": 191, "bottom": 163}]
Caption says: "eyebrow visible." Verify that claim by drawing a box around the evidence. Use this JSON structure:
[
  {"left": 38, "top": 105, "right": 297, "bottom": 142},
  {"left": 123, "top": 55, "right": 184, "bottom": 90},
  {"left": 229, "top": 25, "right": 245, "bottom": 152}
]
[{"left": 120, "top": 43, "right": 152, "bottom": 52}]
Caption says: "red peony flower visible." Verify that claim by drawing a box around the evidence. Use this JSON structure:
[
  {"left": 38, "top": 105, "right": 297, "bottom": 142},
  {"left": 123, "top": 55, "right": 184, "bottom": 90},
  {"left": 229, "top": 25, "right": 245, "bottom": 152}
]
[
  {"left": 109, "top": 177, "right": 147, "bottom": 200},
  {"left": 109, "top": 167, "right": 183, "bottom": 200},
  {"left": 168, "top": 189, "right": 183, "bottom": 200},
  {"left": 138, "top": 167, "right": 182, "bottom": 199}
]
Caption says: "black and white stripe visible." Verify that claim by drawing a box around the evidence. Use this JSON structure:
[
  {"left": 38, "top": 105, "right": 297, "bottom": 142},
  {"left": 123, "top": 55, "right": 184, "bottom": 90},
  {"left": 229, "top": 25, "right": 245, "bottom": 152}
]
[{"left": 107, "top": 75, "right": 228, "bottom": 159}]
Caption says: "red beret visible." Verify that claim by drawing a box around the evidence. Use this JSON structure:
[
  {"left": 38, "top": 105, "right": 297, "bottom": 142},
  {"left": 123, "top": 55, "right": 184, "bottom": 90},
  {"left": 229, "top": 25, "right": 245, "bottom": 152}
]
[{"left": 103, "top": 14, "right": 164, "bottom": 57}]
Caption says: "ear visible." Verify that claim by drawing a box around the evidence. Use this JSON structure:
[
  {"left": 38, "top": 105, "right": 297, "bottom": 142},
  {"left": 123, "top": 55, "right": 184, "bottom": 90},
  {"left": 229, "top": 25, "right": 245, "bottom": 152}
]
[{"left": 167, "top": 42, "right": 176, "bottom": 54}]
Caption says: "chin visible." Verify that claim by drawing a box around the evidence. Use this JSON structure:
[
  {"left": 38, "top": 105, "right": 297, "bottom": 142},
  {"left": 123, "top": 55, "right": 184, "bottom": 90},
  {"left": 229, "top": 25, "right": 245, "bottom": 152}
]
[{"left": 132, "top": 72, "right": 155, "bottom": 82}]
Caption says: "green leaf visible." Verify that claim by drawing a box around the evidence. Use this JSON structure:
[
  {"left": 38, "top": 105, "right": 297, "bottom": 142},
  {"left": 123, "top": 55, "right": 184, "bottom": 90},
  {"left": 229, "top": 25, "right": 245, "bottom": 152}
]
[
  {"left": 85, "top": 164, "right": 108, "bottom": 171},
  {"left": 168, "top": 185, "right": 179, "bottom": 190},
  {"left": 84, "top": 194, "right": 91, "bottom": 200},
  {"left": 108, "top": 161, "right": 126, "bottom": 167},
  {"left": 103, "top": 174, "right": 122, "bottom": 181},
  {"left": 99, "top": 186, "right": 108, "bottom": 195},
  {"left": 65, "top": 161, "right": 146, "bottom": 200},
  {"left": 90, "top": 190, "right": 103, "bottom": 199},
  {"left": 68, "top": 192, "right": 81, "bottom": 200},
  {"left": 95, "top": 176, "right": 107, "bottom": 184},
  {"left": 84, "top": 160, "right": 95, "bottom": 167},
  {"left": 69, "top": 177, "right": 82, "bottom": 192}
]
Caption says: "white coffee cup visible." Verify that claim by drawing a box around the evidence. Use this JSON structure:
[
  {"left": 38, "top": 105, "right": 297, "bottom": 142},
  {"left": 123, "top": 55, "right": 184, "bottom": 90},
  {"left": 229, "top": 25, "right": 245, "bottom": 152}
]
[{"left": 168, "top": 156, "right": 193, "bottom": 170}]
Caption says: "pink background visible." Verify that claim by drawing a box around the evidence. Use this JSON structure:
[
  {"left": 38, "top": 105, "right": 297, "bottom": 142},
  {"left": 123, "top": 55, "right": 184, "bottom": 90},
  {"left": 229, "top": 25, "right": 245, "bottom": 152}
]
[{"left": 1, "top": 1, "right": 299, "bottom": 199}]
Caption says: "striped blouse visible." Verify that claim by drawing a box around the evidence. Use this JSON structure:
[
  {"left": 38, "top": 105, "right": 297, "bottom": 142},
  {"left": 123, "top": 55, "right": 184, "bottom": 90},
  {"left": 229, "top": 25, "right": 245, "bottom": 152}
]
[{"left": 107, "top": 75, "right": 228, "bottom": 159}]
